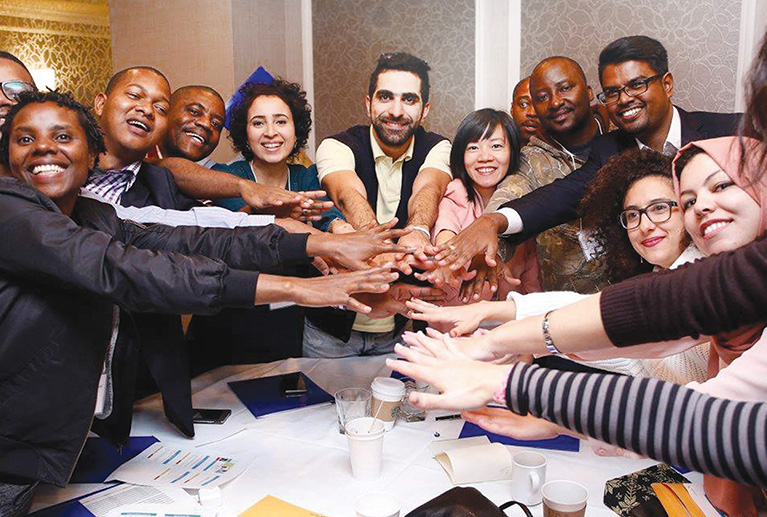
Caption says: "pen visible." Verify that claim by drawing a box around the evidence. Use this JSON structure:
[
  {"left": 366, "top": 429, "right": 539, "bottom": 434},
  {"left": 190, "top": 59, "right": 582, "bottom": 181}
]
[{"left": 435, "top": 414, "right": 463, "bottom": 421}]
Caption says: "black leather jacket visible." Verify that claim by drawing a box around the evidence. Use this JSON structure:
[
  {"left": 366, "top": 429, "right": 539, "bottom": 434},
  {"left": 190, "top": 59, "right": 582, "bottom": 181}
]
[{"left": 0, "top": 178, "right": 308, "bottom": 486}]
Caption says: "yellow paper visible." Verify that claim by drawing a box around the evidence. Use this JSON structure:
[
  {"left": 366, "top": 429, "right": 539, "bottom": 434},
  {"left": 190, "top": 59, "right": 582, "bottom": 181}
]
[
  {"left": 652, "top": 483, "right": 707, "bottom": 517},
  {"left": 239, "top": 495, "right": 330, "bottom": 517}
]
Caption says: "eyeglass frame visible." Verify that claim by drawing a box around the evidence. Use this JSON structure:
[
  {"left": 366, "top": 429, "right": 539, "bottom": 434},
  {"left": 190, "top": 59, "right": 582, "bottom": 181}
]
[
  {"left": 1, "top": 80, "right": 36, "bottom": 102},
  {"left": 619, "top": 200, "right": 678, "bottom": 230},
  {"left": 597, "top": 73, "right": 665, "bottom": 105}
]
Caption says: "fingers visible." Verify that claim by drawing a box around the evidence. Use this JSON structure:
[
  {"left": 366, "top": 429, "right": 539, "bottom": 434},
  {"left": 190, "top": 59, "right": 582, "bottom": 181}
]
[
  {"left": 485, "top": 237, "right": 498, "bottom": 267},
  {"left": 297, "top": 189, "right": 329, "bottom": 200},
  {"left": 385, "top": 357, "right": 436, "bottom": 389},
  {"left": 312, "top": 257, "right": 330, "bottom": 276},
  {"left": 344, "top": 296, "right": 372, "bottom": 313}
]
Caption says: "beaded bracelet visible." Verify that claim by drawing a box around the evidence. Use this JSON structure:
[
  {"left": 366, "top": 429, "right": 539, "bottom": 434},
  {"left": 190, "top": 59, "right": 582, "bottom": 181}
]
[{"left": 542, "top": 310, "right": 562, "bottom": 354}]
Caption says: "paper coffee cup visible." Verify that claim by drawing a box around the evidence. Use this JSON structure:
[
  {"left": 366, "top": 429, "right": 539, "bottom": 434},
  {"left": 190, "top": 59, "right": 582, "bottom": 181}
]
[
  {"left": 355, "top": 491, "right": 401, "bottom": 517},
  {"left": 370, "top": 377, "right": 405, "bottom": 431},
  {"left": 345, "top": 417, "right": 386, "bottom": 480},
  {"left": 542, "top": 480, "right": 588, "bottom": 517}
]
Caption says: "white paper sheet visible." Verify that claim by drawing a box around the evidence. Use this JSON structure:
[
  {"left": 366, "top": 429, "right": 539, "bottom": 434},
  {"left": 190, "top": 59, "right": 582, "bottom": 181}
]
[
  {"left": 430, "top": 437, "right": 513, "bottom": 484},
  {"left": 106, "top": 442, "right": 253, "bottom": 489},
  {"left": 81, "top": 485, "right": 196, "bottom": 516},
  {"left": 106, "top": 504, "right": 219, "bottom": 517}
]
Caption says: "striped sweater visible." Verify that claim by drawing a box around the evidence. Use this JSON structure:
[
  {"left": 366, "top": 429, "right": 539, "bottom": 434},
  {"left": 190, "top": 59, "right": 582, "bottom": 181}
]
[{"left": 506, "top": 363, "right": 767, "bottom": 487}]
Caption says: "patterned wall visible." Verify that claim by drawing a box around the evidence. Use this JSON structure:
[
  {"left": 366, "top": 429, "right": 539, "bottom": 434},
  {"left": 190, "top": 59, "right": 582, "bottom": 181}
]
[
  {"left": 520, "top": 0, "right": 742, "bottom": 113},
  {"left": 312, "top": 0, "right": 475, "bottom": 142},
  {"left": 0, "top": 0, "right": 111, "bottom": 105}
]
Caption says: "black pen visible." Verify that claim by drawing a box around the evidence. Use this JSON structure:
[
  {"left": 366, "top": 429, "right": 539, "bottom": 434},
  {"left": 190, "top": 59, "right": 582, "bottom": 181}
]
[{"left": 435, "top": 414, "right": 463, "bottom": 421}]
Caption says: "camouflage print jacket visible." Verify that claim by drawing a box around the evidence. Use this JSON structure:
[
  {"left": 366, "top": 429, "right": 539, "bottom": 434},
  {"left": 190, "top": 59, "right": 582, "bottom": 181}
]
[{"left": 486, "top": 136, "right": 607, "bottom": 293}]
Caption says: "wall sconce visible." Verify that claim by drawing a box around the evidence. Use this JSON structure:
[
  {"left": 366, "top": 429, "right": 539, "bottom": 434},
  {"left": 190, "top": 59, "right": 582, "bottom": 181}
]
[{"left": 30, "top": 68, "right": 57, "bottom": 91}]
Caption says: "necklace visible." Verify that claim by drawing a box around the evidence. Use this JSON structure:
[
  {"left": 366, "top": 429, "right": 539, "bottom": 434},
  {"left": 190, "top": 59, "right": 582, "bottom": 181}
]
[{"left": 249, "top": 161, "right": 291, "bottom": 191}]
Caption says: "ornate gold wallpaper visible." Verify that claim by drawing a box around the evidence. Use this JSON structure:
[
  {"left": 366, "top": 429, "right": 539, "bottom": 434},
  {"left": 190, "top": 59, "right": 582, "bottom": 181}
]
[{"left": 0, "top": 0, "right": 112, "bottom": 104}]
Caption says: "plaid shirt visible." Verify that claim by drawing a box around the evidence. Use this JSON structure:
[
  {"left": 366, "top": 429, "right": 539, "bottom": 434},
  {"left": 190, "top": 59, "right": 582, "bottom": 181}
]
[{"left": 83, "top": 161, "right": 142, "bottom": 204}]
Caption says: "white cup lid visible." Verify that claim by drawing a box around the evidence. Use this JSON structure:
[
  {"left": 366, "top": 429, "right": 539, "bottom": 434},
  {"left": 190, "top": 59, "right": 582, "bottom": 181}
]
[{"left": 371, "top": 377, "right": 406, "bottom": 398}]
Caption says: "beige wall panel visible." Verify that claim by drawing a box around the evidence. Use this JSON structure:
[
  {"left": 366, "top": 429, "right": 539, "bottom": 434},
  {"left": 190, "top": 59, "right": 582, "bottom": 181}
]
[
  {"left": 520, "top": 0, "right": 742, "bottom": 114},
  {"left": 110, "top": 0, "right": 236, "bottom": 161},
  {"left": 312, "top": 0, "right": 475, "bottom": 142}
]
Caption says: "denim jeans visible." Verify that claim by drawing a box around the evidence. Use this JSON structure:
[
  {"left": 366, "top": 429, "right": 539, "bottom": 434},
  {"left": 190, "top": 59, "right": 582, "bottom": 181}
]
[{"left": 302, "top": 318, "right": 407, "bottom": 358}]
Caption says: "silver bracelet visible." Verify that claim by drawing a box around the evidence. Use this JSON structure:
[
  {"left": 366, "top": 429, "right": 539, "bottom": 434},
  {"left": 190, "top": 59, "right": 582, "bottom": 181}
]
[
  {"left": 542, "top": 310, "right": 561, "bottom": 354},
  {"left": 411, "top": 225, "right": 431, "bottom": 237}
]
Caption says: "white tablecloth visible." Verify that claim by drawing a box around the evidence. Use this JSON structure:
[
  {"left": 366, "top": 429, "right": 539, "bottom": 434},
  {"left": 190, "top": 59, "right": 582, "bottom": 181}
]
[{"left": 33, "top": 356, "right": 704, "bottom": 516}]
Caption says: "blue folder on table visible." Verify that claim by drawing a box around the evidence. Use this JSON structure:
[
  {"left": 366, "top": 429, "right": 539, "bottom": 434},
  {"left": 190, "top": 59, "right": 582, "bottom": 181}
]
[
  {"left": 459, "top": 421, "right": 580, "bottom": 452},
  {"left": 69, "top": 436, "right": 158, "bottom": 483},
  {"left": 228, "top": 373, "right": 333, "bottom": 418}
]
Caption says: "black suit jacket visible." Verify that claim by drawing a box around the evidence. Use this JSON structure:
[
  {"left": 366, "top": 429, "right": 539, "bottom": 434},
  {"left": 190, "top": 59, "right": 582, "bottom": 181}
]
[
  {"left": 98, "top": 162, "right": 202, "bottom": 439},
  {"left": 501, "top": 107, "right": 742, "bottom": 242}
]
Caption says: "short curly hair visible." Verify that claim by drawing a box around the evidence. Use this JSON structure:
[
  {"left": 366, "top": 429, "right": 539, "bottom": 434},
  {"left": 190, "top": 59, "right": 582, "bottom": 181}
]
[
  {"left": 579, "top": 149, "right": 679, "bottom": 283},
  {"left": 0, "top": 90, "right": 106, "bottom": 169},
  {"left": 227, "top": 78, "right": 311, "bottom": 162}
]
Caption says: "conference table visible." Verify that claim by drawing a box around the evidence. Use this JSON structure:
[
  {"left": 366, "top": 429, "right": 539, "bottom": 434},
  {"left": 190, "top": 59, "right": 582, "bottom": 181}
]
[{"left": 31, "top": 356, "right": 705, "bottom": 516}]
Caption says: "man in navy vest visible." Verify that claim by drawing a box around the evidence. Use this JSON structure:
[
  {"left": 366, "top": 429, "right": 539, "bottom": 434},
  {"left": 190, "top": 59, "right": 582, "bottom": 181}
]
[{"left": 306, "top": 52, "right": 452, "bottom": 357}]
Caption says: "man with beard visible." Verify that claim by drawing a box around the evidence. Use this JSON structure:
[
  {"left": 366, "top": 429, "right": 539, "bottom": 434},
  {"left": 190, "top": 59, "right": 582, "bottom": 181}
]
[
  {"left": 157, "top": 85, "right": 226, "bottom": 167},
  {"left": 307, "top": 52, "right": 451, "bottom": 357},
  {"left": 486, "top": 56, "right": 608, "bottom": 294},
  {"left": 433, "top": 36, "right": 741, "bottom": 270}
]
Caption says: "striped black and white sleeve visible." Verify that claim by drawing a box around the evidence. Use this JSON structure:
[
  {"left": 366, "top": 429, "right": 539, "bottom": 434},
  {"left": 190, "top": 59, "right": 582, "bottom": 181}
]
[{"left": 506, "top": 363, "right": 767, "bottom": 487}]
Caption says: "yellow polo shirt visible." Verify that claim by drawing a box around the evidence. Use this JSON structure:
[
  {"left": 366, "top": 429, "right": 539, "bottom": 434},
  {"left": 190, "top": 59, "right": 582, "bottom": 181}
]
[{"left": 317, "top": 127, "right": 451, "bottom": 333}]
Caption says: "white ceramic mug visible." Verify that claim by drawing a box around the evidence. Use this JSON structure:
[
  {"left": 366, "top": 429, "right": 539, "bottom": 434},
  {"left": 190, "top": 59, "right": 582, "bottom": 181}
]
[{"left": 510, "top": 451, "right": 547, "bottom": 506}]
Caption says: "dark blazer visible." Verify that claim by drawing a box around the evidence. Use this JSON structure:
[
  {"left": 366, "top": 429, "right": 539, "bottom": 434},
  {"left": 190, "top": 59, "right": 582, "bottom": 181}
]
[
  {"left": 501, "top": 107, "right": 742, "bottom": 242},
  {"left": 102, "top": 162, "right": 202, "bottom": 439}
]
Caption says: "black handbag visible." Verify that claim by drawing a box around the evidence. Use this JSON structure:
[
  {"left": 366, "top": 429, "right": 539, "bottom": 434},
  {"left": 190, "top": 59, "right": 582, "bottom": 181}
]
[{"left": 405, "top": 487, "right": 532, "bottom": 517}]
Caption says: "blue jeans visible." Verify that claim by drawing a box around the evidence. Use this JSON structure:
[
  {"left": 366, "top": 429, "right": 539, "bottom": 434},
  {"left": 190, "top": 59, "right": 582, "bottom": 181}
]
[{"left": 302, "top": 318, "right": 407, "bottom": 358}]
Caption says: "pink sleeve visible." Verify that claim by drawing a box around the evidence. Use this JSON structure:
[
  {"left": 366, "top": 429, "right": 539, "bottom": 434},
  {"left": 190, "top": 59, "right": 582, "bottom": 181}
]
[
  {"left": 432, "top": 194, "right": 463, "bottom": 239},
  {"left": 687, "top": 330, "right": 767, "bottom": 402}
]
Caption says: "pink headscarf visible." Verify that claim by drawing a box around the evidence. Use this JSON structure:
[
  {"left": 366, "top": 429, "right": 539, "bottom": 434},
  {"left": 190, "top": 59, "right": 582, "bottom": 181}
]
[
  {"left": 672, "top": 135, "right": 767, "bottom": 234},
  {"left": 672, "top": 136, "right": 767, "bottom": 517}
]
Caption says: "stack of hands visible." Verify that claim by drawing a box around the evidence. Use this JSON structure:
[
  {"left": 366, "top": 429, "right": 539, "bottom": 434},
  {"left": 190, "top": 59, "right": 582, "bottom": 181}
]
[{"left": 267, "top": 189, "right": 521, "bottom": 319}]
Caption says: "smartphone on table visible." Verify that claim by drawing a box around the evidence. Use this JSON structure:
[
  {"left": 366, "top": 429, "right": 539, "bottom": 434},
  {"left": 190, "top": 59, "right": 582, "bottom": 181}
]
[{"left": 192, "top": 408, "right": 232, "bottom": 425}]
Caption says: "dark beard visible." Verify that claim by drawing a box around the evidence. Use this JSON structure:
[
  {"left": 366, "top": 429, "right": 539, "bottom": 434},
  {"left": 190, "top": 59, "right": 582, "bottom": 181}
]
[{"left": 372, "top": 115, "right": 418, "bottom": 147}]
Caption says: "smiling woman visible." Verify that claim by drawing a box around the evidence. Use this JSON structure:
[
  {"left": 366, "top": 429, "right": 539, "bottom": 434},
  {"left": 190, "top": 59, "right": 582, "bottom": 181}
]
[{"left": 211, "top": 77, "right": 347, "bottom": 233}]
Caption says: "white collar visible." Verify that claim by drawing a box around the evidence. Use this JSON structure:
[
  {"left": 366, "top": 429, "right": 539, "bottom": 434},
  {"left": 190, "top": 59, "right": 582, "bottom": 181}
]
[
  {"left": 653, "top": 243, "right": 705, "bottom": 272},
  {"left": 636, "top": 106, "right": 681, "bottom": 152}
]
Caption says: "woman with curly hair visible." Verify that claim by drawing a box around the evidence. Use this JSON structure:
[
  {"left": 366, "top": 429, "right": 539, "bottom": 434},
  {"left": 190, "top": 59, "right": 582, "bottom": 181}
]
[
  {"left": 579, "top": 149, "right": 696, "bottom": 283},
  {"left": 212, "top": 78, "right": 352, "bottom": 233},
  {"left": 406, "top": 149, "right": 709, "bottom": 384}
]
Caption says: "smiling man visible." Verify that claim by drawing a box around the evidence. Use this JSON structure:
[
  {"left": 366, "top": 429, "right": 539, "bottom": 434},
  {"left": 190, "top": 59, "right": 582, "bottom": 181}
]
[
  {"left": 435, "top": 35, "right": 741, "bottom": 270},
  {"left": 307, "top": 52, "right": 452, "bottom": 358},
  {"left": 157, "top": 85, "right": 225, "bottom": 166},
  {"left": 486, "top": 56, "right": 608, "bottom": 293}
]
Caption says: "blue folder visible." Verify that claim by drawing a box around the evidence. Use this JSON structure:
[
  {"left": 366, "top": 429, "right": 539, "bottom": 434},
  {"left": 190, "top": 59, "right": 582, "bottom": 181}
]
[
  {"left": 69, "top": 436, "right": 159, "bottom": 484},
  {"left": 228, "top": 373, "right": 333, "bottom": 418},
  {"left": 459, "top": 421, "right": 580, "bottom": 452}
]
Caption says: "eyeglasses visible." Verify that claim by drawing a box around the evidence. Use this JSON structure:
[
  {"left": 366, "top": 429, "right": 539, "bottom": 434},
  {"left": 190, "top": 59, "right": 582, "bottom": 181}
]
[
  {"left": 619, "top": 200, "right": 677, "bottom": 229},
  {"left": 597, "top": 74, "right": 664, "bottom": 105},
  {"left": 1, "top": 80, "right": 36, "bottom": 102}
]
